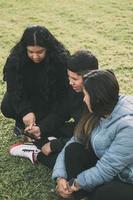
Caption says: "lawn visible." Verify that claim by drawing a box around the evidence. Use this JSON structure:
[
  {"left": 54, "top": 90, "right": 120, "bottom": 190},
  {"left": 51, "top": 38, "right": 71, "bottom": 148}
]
[{"left": 0, "top": 0, "right": 133, "bottom": 199}]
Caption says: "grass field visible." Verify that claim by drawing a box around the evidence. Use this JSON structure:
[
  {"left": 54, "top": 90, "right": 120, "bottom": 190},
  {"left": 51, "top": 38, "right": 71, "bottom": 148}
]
[{"left": 0, "top": 0, "right": 133, "bottom": 199}]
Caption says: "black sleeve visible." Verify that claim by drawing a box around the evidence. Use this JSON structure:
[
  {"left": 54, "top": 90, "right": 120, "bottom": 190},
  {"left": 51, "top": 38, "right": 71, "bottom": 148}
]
[
  {"left": 55, "top": 87, "right": 84, "bottom": 123},
  {"left": 38, "top": 113, "right": 66, "bottom": 137},
  {"left": 38, "top": 88, "right": 84, "bottom": 137},
  {"left": 37, "top": 57, "right": 83, "bottom": 136},
  {"left": 50, "top": 138, "right": 70, "bottom": 152},
  {"left": 4, "top": 55, "right": 33, "bottom": 117}
]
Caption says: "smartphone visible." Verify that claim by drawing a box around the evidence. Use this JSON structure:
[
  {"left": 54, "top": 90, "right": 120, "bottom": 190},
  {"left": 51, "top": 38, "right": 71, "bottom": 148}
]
[{"left": 23, "top": 131, "right": 37, "bottom": 140}]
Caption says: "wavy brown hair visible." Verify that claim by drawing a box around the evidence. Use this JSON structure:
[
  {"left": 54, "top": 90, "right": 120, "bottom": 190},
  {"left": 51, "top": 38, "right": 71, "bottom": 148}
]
[{"left": 75, "top": 70, "right": 119, "bottom": 148}]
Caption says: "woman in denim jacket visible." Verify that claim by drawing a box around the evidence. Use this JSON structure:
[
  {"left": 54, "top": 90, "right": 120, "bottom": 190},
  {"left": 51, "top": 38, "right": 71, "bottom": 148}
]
[{"left": 52, "top": 70, "right": 133, "bottom": 200}]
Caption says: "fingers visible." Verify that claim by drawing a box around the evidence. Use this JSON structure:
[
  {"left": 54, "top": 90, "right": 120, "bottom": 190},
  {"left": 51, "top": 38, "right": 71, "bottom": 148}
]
[
  {"left": 56, "top": 179, "right": 73, "bottom": 198},
  {"left": 24, "top": 126, "right": 41, "bottom": 140},
  {"left": 25, "top": 123, "right": 36, "bottom": 131},
  {"left": 22, "top": 112, "right": 36, "bottom": 128},
  {"left": 56, "top": 186, "right": 72, "bottom": 198},
  {"left": 57, "top": 191, "right": 71, "bottom": 198},
  {"left": 41, "top": 142, "right": 52, "bottom": 156},
  {"left": 28, "top": 123, "right": 36, "bottom": 130}
]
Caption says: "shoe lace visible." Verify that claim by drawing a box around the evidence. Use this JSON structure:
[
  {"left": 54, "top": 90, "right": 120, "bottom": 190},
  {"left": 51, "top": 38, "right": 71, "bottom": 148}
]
[{"left": 22, "top": 149, "right": 38, "bottom": 153}]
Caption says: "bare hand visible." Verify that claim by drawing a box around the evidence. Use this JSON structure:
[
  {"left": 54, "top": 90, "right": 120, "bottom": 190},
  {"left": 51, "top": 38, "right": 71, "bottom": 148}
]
[
  {"left": 41, "top": 142, "right": 52, "bottom": 156},
  {"left": 23, "top": 112, "right": 36, "bottom": 128},
  {"left": 24, "top": 125, "right": 41, "bottom": 140},
  {"left": 69, "top": 183, "right": 80, "bottom": 192},
  {"left": 56, "top": 178, "right": 72, "bottom": 198}
]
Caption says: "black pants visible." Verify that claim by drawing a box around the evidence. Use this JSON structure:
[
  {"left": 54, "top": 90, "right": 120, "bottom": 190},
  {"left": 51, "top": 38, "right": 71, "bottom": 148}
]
[
  {"left": 64, "top": 143, "right": 133, "bottom": 200},
  {"left": 1, "top": 92, "right": 24, "bottom": 128},
  {"left": 34, "top": 122, "right": 75, "bottom": 149},
  {"left": 1, "top": 92, "right": 75, "bottom": 140},
  {"left": 1, "top": 92, "right": 47, "bottom": 128},
  {"left": 36, "top": 125, "right": 74, "bottom": 169},
  {"left": 37, "top": 152, "right": 59, "bottom": 169}
]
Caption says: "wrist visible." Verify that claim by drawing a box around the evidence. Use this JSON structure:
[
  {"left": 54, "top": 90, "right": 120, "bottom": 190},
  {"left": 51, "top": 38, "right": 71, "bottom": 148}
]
[
  {"left": 69, "top": 178, "right": 80, "bottom": 190},
  {"left": 56, "top": 177, "right": 64, "bottom": 183}
]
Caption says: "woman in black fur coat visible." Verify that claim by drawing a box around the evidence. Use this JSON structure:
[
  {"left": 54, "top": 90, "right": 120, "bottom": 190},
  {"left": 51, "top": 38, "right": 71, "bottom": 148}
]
[{"left": 1, "top": 25, "right": 70, "bottom": 139}]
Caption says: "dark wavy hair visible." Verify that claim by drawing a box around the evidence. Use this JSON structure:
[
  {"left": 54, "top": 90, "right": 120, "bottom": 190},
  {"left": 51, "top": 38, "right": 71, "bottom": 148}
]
[
  {"left": 84, "top": 69, "right": 119, "bottom": 116},
  {"left": 67, "top": 50, "right": 98, "bottom": 75},
  {"left": 16, "top": 25, "right": 69, "bottom": 64},
  {"left": 75, "top": 70, "right": 119, "bottom": 148},
  {"left": 3, "top": 25, "right": 69, "bottom": 102}
]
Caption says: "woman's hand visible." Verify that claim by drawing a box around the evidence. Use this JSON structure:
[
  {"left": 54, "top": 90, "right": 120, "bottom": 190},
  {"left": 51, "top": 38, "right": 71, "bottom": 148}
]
[
  {"left": 56, "top": 178, "right": 72, "bottom": 198},
  {"left": 23, "top": 112, "right": 36, "bottom": 128},
  {"left": 68, "top": 178, "right": 80, "bottom": 192},
  {"left": 24, "top": 125, "right": 41, "bottom": 140},
  {"left": 41, "top": 142, "right": 52, "bottom": 156}
]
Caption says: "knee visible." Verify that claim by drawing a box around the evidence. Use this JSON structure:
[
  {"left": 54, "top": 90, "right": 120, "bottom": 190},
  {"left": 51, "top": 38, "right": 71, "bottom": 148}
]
[
  {"left": 92, "top": 181, "right": 121, "bottom": 200},
  {"left": 65, "top": 143, "right": 85, "bottom": 159},
  {"left": 1, "top": 99, "right": 8, "bottom": 116},
  {"left": 1, "top": 96, "right": 14, "bottom": 118}
]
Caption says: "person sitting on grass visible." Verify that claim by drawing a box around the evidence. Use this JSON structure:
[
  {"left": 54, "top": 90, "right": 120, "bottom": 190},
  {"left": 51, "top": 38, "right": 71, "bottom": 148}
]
[
  {"left": 9, "top": 50, "right": 99, "bottom": 169},
  {"left": 1, "top": 24, "right": 81, "bottom": 153},
  {"left": 52, "top": 69, "right": 133, "bottom": 200},
  {"left": 1, "top": 24, "right": 71, "bottom": 139}
]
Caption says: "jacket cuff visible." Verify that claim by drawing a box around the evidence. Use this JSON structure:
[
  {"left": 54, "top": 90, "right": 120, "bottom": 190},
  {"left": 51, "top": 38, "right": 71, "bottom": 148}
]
[
  {"left": 50, "top": 139, "right": 64, "bottom": 152},
  {"left": 20, "top": 109, "right": 33, "bottom": 118}
]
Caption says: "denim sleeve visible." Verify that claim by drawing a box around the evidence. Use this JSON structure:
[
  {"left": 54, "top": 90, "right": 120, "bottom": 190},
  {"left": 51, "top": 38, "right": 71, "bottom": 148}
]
[{"left": 77, "top": 118, "right": 133, "bottom": 190}]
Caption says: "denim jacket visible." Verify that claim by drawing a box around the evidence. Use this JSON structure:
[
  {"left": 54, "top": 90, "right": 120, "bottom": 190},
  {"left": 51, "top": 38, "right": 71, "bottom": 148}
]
[{"left": 52, "top": 95, "right": 133, "bottom": 191}]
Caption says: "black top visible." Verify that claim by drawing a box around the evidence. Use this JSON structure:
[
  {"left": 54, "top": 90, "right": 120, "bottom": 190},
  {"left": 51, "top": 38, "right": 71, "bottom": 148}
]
[
  {"left": 4, "top": 52, "right": 68, "bottom": 117},
  {"left": 3, "top": 52, "right": 84, "bottom": 138}
]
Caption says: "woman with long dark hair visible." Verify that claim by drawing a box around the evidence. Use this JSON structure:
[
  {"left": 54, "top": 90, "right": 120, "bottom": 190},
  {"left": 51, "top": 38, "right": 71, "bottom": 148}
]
[
  {"left": 9, "top": 49, "right": 98, "bottom": 169},
  {"left": 52, "top": 70, "right": 133, "bottom": 200},
  {"left": 1, "top": 25, "right": 70, "bottom": 140}
]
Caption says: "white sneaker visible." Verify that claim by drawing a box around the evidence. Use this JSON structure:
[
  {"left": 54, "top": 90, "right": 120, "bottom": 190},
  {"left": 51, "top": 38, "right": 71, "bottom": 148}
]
[
  {"left": 48, "top": 136, "right": 57, "bottom": 141},
  {"left": 10, "top": 143, "right": 40, "bottom": 164}
]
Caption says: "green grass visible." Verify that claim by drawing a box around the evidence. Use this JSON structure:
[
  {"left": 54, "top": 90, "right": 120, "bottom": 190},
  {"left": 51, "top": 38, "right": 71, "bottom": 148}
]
[{"left": 0, "top": 0, "right": 133, "bottom": 199}]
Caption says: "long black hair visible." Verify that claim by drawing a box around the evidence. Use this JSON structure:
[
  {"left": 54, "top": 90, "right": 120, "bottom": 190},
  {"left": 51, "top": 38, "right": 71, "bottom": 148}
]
[
  {"left": 75, "top": 70, "right": 119, "bottom": 148},
  {"left": 14, "top": 25, "right": 69, "bottom": 64},
  {"left": 3, "top": 25, "right": 69, "bottom": 102}
]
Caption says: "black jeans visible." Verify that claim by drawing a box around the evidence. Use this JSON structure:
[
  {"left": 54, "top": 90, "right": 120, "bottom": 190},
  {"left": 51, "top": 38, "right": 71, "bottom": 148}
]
[
  {"left": 37, "top": 152, "right": 59, "bottom": 169},
  {"left": 64, "top": 143, "right": 133, "bottom": 200},
  {"left": 1, "top": 92, "right": 75, "bottom": 139},
  {"left": 1, "top": 92, "right": 46, "bottom": 128},
  {"left": 1, "top": 92, "right": 24, "bottom": 128},
  {"left": 35, "top": 124, "right": 76, "bottom": 169}
]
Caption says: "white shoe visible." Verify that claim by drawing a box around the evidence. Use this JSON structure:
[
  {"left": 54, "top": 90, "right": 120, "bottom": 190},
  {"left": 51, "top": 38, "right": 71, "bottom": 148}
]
[
  {"left": 10, "top": 143, "right": 40, "bottom": 163},
  {"left": 48, "top": 136, "right": 57, "bottom": 141}
]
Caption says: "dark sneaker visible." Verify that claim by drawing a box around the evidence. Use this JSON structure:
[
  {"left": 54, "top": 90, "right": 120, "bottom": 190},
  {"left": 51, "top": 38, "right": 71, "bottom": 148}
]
[{"left": 14, "top": 126, "right": 24, "bottom": 136}]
